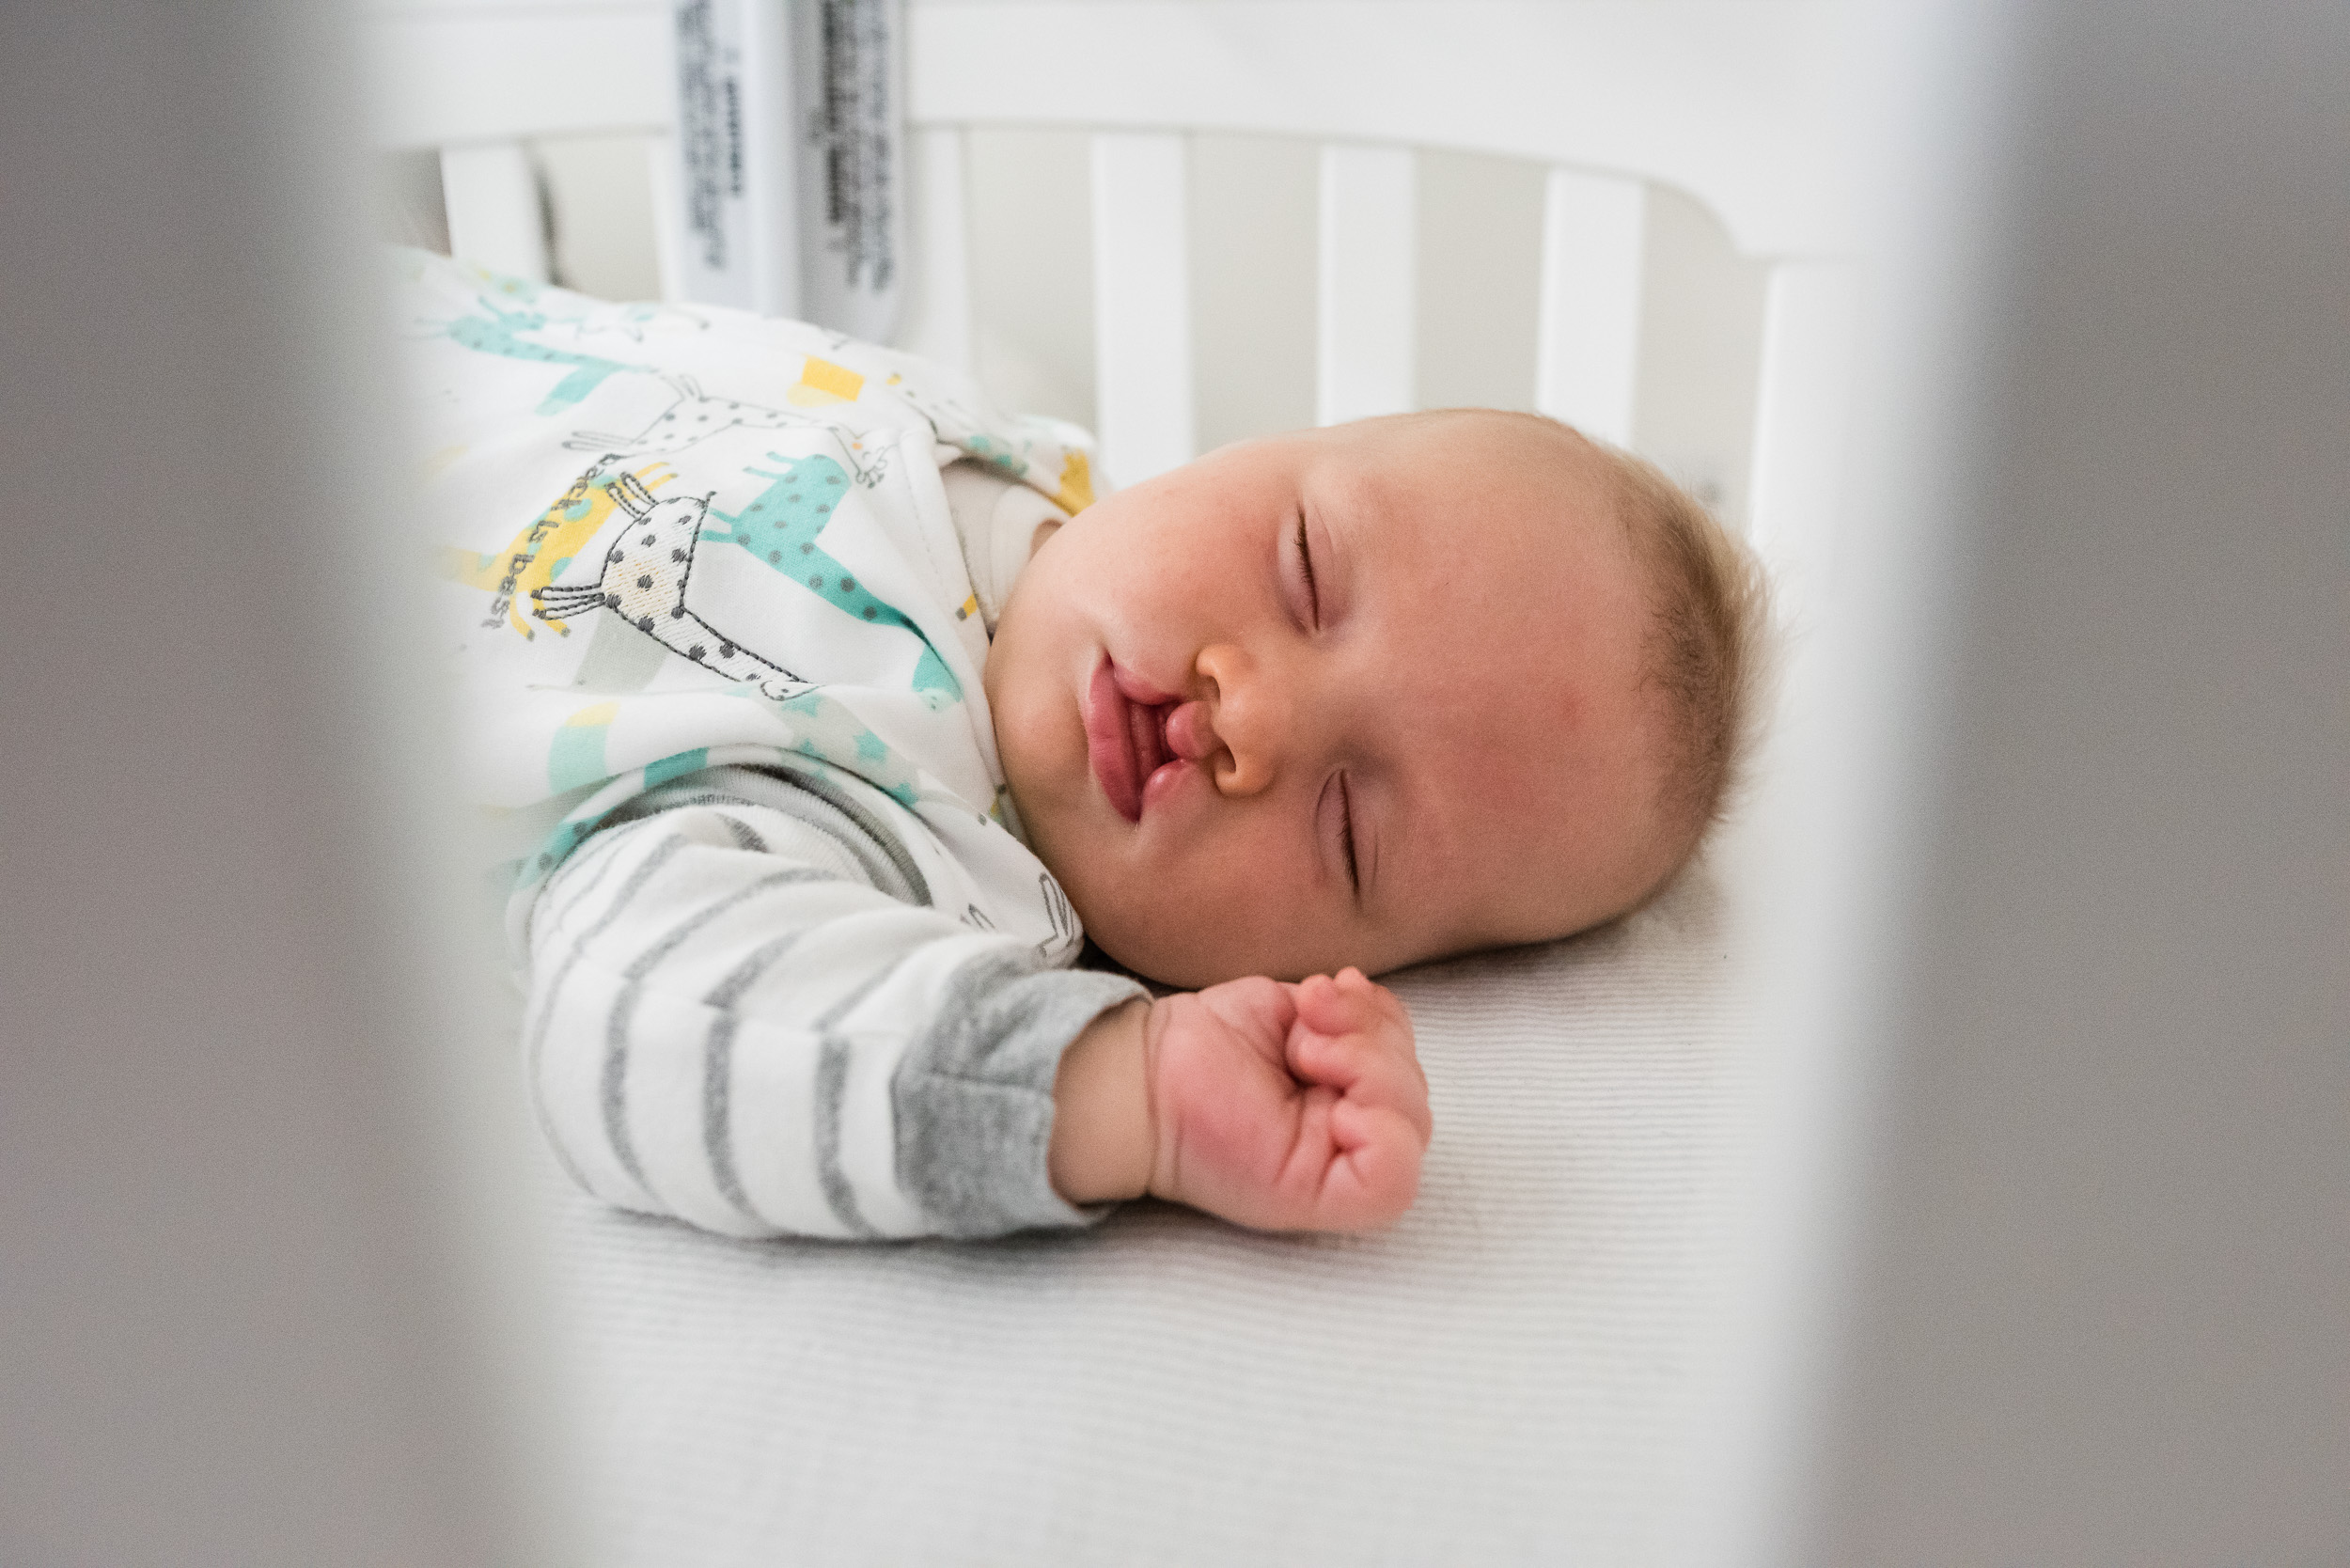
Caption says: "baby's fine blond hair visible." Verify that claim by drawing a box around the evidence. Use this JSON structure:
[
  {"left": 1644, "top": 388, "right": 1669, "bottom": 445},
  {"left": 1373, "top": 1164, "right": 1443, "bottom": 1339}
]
[{"left": 1588, "top": 435, "right": 1771, "bottom": 862}]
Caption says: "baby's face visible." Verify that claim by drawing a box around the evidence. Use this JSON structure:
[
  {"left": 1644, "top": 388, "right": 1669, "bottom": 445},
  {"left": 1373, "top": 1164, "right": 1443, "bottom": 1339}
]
[{"left": 985, "top": 412, "right": 1674, "bottom": 988}]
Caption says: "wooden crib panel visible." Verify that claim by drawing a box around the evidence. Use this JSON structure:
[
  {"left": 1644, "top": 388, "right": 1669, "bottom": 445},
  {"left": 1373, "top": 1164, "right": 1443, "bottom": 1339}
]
[
  {"left": 1535, "top": 167, "right": 1648, "bottom": 449},
  {"left": 1089, "top": 133, "right": 1197, "bottom": 488},
  {"left": 1316, "top": 145, "right": 1418, "bottom": 428}
]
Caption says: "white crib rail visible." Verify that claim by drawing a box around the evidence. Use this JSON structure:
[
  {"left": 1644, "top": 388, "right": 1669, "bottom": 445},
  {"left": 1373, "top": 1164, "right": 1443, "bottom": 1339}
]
[
  {"left": 903, "top": 0, "right": 1857, "bottom": 501},
  {"left": 904, "top": 1, "right": 1852, "bottom": 254},
  {"left": 365, "top": 0, "right": 1858, "bottom": 548},
  {"left": 366, "top": 4, "right": 668, "bottom": 150}
]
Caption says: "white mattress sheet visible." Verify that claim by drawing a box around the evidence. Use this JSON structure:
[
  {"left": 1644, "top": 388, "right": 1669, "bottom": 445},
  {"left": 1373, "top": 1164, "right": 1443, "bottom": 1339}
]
[{"left": 546, "top": 864, "right": 1754, "bottom": 1566}]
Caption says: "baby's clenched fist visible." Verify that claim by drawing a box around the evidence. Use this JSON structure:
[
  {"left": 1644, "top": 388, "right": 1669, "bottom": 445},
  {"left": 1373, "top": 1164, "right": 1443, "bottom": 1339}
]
[{"left": 1141, "top": 968, "right": 1430, "bottom": 1232}]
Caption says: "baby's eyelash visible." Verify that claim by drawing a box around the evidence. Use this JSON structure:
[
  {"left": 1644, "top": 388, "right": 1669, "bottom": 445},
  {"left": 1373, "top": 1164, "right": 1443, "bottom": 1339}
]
[
  {"left": 1340, "top": 775, "right": 1360, "bottom": 895},
  {"left": 1295, "top": 515, "right": 1320, "bottom": 624}
]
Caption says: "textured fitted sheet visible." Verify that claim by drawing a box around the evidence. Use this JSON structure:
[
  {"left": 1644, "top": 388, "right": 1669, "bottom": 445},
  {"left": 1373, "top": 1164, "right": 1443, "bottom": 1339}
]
[{"left": 546, "top": 864, "right": 1752, "bottom": 1566}]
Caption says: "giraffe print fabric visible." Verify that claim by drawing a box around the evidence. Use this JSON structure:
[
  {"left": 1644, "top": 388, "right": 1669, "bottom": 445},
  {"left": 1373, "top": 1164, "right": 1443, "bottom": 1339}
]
[{"left": 393, "top": 246, "right": 1092, "bottom": 941}]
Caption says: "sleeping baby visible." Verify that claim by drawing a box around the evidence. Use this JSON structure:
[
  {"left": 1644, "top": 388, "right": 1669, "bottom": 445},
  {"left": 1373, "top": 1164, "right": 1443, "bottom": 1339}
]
[{"left": 400, "top": 249, "right": 1763, "bottom": 1241}]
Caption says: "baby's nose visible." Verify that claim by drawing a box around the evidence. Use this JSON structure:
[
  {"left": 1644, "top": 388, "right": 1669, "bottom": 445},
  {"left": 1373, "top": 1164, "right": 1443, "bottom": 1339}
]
[{"left": 1164, "top": 699, "right": 1219, "bottom": 762}]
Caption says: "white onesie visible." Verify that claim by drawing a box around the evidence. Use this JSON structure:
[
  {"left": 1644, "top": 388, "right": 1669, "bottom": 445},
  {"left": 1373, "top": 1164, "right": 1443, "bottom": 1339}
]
[{"left": 397, "top": 250, "right": 1145, "bottom": 1240}]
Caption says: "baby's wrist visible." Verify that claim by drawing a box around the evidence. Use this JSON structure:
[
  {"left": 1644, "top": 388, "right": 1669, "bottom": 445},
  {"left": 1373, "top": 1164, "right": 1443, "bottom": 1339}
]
[{"left": 1046, "top": 996, "right": 1155, "bottom": 1206}]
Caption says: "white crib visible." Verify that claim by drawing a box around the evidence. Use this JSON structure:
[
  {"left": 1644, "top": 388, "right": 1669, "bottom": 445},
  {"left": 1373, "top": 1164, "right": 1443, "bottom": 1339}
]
[
  {"left": 359, "top": 4, "right": 1859, "bottom": 1561},
  {"left": 11, "top": 6, "right": 2342, "bottom": 1562},
  {"left": 368, "top": 0, "right": 1854, "bottom": 592}
]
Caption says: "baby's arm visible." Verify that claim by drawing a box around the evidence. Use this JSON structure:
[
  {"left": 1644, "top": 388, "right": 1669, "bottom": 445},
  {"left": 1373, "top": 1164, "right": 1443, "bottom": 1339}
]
[
  {"left": 1049, "top": 970, "right": 1431, "bottom": 1231},
  {"left": 525, "top": 765, "right": 1145, "bottom": 1240}
]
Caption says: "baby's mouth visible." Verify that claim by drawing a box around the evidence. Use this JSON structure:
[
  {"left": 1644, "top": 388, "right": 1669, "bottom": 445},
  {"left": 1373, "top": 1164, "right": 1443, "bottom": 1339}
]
[{"left": 1083, "top": 658, "right": 1174, "bottom": 823}]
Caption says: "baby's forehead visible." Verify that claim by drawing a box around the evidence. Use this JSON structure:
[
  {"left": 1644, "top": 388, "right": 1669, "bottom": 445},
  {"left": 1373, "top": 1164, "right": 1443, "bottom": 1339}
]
[
  {"left": 1353, "top": 474, "right": 1629, "bottom": 627},
  {"left": 1349, "top": 428, "right": 1667, "bottom": 853},
  {"left": 1324, "top": 413, "right": 1611, "bottom": 538},
  {"left": 1328, "top": 406, "right": 1595, "bottom": 478}
]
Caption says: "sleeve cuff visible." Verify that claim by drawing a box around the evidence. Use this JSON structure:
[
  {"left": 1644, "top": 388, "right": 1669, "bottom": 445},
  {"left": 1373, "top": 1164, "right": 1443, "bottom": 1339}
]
[{"left": 890, "top": 949, "right": 1149, "bottom": 1237}]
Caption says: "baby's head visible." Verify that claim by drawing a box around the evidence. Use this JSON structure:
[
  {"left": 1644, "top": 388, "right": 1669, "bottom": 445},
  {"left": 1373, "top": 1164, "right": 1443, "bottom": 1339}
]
[{"left": 985, "top": 409, "right": 1765, "bottom": 988}]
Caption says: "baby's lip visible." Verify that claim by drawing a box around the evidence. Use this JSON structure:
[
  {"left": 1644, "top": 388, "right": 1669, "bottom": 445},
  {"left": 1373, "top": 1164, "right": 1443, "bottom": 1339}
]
[{"left": 1084, "top": 657, "right": 1174, "bottom": 823}]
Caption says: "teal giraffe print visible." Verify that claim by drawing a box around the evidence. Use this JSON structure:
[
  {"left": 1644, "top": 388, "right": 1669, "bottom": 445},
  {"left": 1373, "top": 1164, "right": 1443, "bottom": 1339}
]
[
  {"left": 701, "top": 452, "right": 962, "bottom": 700},
  {"left": 445, "top": 298, "right": 637, "bottom": 415}
]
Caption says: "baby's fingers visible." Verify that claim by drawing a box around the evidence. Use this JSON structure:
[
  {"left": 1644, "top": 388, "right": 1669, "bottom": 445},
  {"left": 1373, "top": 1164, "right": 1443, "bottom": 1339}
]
[
  {"left": 1287, "top": 1011, "right": 1433, "bottom": 1143},
  {"left": 1294, "top": 968, "right": 1408, "bottom": 1041},
  {"left": 1309, "top": 1102, "right": 1426, "bottom": 1231}
]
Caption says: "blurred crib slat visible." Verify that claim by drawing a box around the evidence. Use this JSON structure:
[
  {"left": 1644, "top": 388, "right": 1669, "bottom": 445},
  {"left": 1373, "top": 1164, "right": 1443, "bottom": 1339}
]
[
  {"left": 441, "top": 142, "right": 552, "bottom": 284},
  {"left": 1089, "top": 132, "right": 1196, "bottom": 488},
  {"left": 1535, "top": 166, "right": 1647, "bottom": 448},
  {"left": 1316, "top": 145, "right": 1417, "bottom": 427},
  {"left": 1745, "top": 260, "right": 1856, "bottom": 607},
  {"left": 645, "top": 131, "right": 685, "bottom": 304},
  {"left": 899, "top": 128, "right": 977, "bottom": 372}
]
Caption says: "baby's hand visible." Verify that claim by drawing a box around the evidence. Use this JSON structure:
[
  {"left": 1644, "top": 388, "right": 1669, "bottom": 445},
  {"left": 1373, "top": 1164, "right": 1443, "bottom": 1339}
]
[{"left": 1144, "top": 968, "right": 1430, "bottom": 1232}]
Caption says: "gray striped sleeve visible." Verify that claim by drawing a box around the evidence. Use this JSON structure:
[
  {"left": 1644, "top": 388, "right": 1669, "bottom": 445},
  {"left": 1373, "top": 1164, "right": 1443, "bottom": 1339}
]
[
  {"left": 600, "top": 867, "right": 839, "bottom": 1202},
  {"left": 529, "top": 762, "right": 1146, "bottom": 1240},
  {"left": 892, "top": 947, "right": 1149, "bottom": 1238},
  {"left": 624, "top": 765, "right": 923, "bottom": 904}
]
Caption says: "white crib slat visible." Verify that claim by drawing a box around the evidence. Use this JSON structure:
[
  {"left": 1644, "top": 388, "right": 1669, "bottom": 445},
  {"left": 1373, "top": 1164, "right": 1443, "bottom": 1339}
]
[
  {"left": 440, "top": 141, "right": 552, "bottom": 284},
  {"left": 896, "top": 128, "right": 975, "bottom": 370},
  {"left": 1316, "top": 145, "right": 1417, "bottom": 426},
  {"left": 1090, "top": 133, "right": 1196, "bottom": 487},
  {"left": 1535, "top": 166, "right": 1647, "bottom": 447},
  {"left": 646, "top": 131, "right": 685, "bottom": 304},
  {"left": 1745, "top": 260, "right": 1857, "bottom": 621}
]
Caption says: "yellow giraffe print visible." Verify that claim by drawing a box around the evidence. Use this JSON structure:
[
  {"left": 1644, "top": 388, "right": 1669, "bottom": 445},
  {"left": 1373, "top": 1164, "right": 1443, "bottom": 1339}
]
[
  {"left": 787, "top": 356, "right": 865, "bottom": 407},
  {"left": 1051, "top": 449, "right": 1094, "bottom": 514},
  {"left": 439, "top": 463, "right": 675, "bottom": 637}
]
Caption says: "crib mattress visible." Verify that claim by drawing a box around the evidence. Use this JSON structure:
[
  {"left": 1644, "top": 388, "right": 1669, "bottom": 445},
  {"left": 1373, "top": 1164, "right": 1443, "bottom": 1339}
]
[{"left": 545, "top": 864, "right": 1754, "bottom": 1566}]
